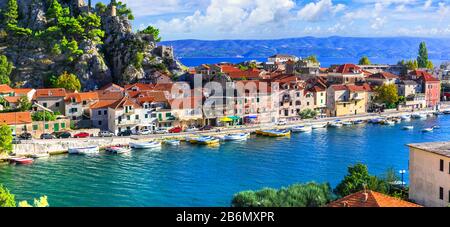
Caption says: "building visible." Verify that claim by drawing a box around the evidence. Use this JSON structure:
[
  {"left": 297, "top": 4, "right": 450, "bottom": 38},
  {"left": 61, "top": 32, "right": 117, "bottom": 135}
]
[
  {"left": 327, "top": 84, "right": 371, "bottom": 117},
  {"left": 327, "top": 190, "right": 421, "bottom": 207},
  {"left": 412, "top": 70, "right": 441, "bottom": 108},
  {"left": 408, "top": 141, "right": 450, "bottom": 207},
  {"left": 366, "top": 72, "right": 399, "bottom": 86},
  {"left": 33, "top": 88, "right": 67, "bottom": 114},
  {"left": 327, "top": 64, "right": 367, "bottom": 84},
  {"left": 0, "top": 112, "right": 33, "bottom": 135},
  {"left": 65, "top": 92, "right": 99, "bottom": 128},
  {"left": 397, "top": 80, "right": 418, "bottom": 98},
  {"left": 0, "top": 84, "right": 14, "bottom": 97},
  {"left": 268, "top": 54, "right": 299, "bottom": 63}
]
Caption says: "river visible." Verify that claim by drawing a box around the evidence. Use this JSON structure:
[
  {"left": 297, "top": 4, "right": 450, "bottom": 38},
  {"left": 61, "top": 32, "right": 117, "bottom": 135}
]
[{"left": 0, "top": 115, "right": 449, "bottom": 207}]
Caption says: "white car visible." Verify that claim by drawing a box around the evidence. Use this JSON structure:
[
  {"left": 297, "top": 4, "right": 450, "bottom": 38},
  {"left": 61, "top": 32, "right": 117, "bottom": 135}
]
[
  {"left": 154, "top": 129, "right": 169, "bottom": 134},
  {"left": 98, "top": 131, "right": 115, "bottom": 137},
  {"left": 185, "top": 127, "right": 198, "bottom": 132},
  {"left": 138, "top": 130, "right": 152, "bottom": 135}
]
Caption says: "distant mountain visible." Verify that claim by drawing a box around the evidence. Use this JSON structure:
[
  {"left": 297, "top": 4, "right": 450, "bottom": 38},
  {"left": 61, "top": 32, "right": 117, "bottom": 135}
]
[{"left": 161, "top": 36, "right": 450, "bottom": 60}]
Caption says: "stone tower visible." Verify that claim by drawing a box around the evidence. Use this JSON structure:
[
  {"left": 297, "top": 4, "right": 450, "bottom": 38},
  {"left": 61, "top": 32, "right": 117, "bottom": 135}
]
[{"left": 109, "top": 0, "right": 117, "bottom": 17}]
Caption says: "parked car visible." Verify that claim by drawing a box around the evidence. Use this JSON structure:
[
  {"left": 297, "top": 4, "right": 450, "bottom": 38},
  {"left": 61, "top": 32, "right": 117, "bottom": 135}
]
[
  {"left": 153, "top": 129, "right": 168, "bottom": 134},
  {"left": 276, "top": 120, "right": 287, "bottom": 126},
  {"left": 185, "top": 127, "right": 198, "bottom": 132},
  {"left": 73, "top": 132, "right": 90, "bottom": 138},
  {"left": 12, "top": 136, "right": 22, "bottom": 144},
  {"left": 52, "top": 131, "right": 71, "bottom": 139},
  {"left": 138, "top": 129, "right": 152, "bottom": 135},
  {"left": 199, "top": 125, "right": 214, "bottom": 131},
  {"left": 19, "top": 132, "right": 32, "bottom": 140},
  {"left": 169, "top": 126, "right": 182, "bottom": 133},
  {"left": 117, "top": 130, "right": 132, "bottom": 137},
  {"left": 98, "top": 131, "right": 114, "bottom": 137},
  {"left": 40, "top": 133, "right": 56, "bottom": 140}
]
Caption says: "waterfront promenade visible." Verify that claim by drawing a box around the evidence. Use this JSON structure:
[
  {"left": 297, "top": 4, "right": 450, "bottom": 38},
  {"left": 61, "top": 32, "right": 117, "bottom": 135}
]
[{"left": 6, "top": 107, "right": 447, "bottom": 158}]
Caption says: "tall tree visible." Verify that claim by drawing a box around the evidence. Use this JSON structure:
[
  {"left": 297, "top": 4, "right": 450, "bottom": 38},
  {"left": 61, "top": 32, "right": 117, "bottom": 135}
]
[
  {"left": 139, "top": 25, "right": 162, "bottom": 42},
  {"left": 0, "top": 124, "right": 13, "bottom": 155},
  {"left": 3, "top": 0, "right": 18, "bottom": 25},
  {"left": 359, "top": 56, "right": 371, "bottom": 65},
  {"left": 0, "top": 55, "right": 13, "bottom": 85},
  {"left": 374, "top": 84, "right": 400, "bottom": 109},
  {"left": 417, "top": 42, "right": 429, "bottom": 68},
  {"left": 17, "top": 96, "right": 32, "bottom": 111},
  {"left": 55, "top": 71, "right": 81, "bottom": 91},
  {"left": 334, "top": 163, "right": 388, "bottom": 197}
]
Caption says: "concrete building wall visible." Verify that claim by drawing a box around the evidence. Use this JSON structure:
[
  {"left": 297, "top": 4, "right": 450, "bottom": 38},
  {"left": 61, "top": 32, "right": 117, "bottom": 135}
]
[{"left": 409, "top": 147, "right": 450, "bottom": 207}]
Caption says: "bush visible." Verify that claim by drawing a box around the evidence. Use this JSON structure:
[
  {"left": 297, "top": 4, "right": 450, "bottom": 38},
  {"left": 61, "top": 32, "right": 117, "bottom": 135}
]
[
  {"left": 0, "top": 185, "right": 16, "bottom": 207},
  {"left": 32, "top": 111, "right": 57, "bottom": 121},
  {"left": 0, "top": 124, "right": 13, "bottom": 154}
]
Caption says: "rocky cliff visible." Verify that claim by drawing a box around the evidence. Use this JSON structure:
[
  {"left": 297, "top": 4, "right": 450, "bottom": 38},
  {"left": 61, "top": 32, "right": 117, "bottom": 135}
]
[{"left": 0, "top": 0, "right": 183, "bottom": 90}]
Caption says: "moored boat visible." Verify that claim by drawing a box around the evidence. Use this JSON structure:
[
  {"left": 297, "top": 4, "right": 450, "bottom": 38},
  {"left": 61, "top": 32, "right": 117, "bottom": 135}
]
[
  {"left": 443, "top": 110, "right": 450, "bottom": 115},
  {"left": 31, "top": 153, "right": 50, "bottom": 159},
  {"left": 401, "top": 115, "right": 411, "bottom": 121},
  {"left": 412, "top": 113, "right": 427, "bottom": 119},
  {"left": 369, "top": 118, "right": 384, "bottom": 124},
  {"left": 382, "top": 120, "right": 395, "bottom": 126},
  {"left": 165, "top": 140, "right": 181, "bottom": 146},
  {"left": 196, "top": 136, "right": 220, "bottom": 145},
  {"left": 432, "top": 125, "right": 441, "bottom": 129},
  {"left": 311, "top": 123, "right": 328, "bottom": 129},
  {"left": 68, "top": 146, "right": 99, "bottom": 155},
  {"left": 223, "top": 133, "right": 249, "bottom": 141},
  {"left": 129, "top": 141, "right": 161, "bottom": 149},
  {"left": 353, "top": 120, "right": 365, "bottom": 125},
  {"left": 328, "top": 122, "right": 343, "bottom": 128},
  {"left": 291, "top": 125, "right": 312, "bottom": 133},
  {"left": 422, "top": 128, "right": 433, "bottom": 133},
  {"left": 342, "top": 121, "right": 353, "bottom": 126},
  {"left": 106, "top": 146, "right": 131, "bottom": 154},
  {"left": 10, "top": 157, "right": 34, "bottom": 165},
  {"left": 265, "top": 130, "right": 291, "bottom": 137},
  {"left": 402, "top": 126, "right": 414, "bottom": 130}
]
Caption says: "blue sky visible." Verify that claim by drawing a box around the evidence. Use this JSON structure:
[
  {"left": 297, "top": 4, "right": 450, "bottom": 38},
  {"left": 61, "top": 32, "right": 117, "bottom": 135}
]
[{"left": 93, "top": 0, "right": 450, "bottom": 41}]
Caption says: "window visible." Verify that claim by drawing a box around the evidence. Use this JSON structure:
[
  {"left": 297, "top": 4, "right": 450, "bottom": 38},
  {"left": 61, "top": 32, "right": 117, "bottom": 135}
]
[
  {"left": 98, "top": 121, "right": 102, "bottom": 126},
  {"left": 61, "top": 123, "right": 66, "bottom": 128},
  {"left": 98, "top": 110, "right": 102, "bottom": 115},
  {"left": 56, "top": 102, "right": 60, "bottom": 107},
  {"left": 126, "top": 115, "right": 130, "bottom": 120},
  {"left": 104, "top": 110, "right": 107, "bottom": 115},
  {"left": 43, "top": 103, "right": 47, "bottom": 108},
  {"left": 33, "top": 125, "right": 38, "bottom": 130},
  {"left": 166, "top": 113, "right": 172, "bottom": 117},
  {"left": 135, "top": 115, "right": 139, "bottom": 120},
  {"left": 45, "top": 124, "right": 49, "bottom": 129},
  {"left": 82, "top": 101, "right": 87, "bottom": 105},
  {"left": 440, "top": 159, "right": 444, "bottom": 172},
  {"left": 439, "top": 187, "right": 444, "bottom": 200}
]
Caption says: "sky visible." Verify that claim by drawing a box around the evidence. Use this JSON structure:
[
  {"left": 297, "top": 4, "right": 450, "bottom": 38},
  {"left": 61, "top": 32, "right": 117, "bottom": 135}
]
[{"left": 93, "top": 0, "right": 450, "bottom": 41}]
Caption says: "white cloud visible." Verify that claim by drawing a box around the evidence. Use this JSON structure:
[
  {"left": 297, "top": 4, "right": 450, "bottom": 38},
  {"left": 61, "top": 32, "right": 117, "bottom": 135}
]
[
  {"left": 424, "top": 0, "right": 433, "bottom": 9},
  {"left": 297, "top": 0, "right": 346, "bottom": 22}
]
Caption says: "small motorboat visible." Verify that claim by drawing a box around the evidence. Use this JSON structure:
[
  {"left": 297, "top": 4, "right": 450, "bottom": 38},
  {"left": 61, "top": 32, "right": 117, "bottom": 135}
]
[
  {"left": 68, "top": 146, "right": 99, "bottom": 155},
  {"left": 422, "top": 128, "right": 433, "bottom": 133},
  {"left": 106, "top": 146, "right": 131, "bottom": 154},
  {"left": 31, "top": 153, "right": 50, "bottom": 159},
  {"left": 10, "top": 157, "right": 34, "bottom": 165},
  {"left": 443, "top": 110, "right": 450, "bottom": 115},
  {"left": 353, "top": 120, "right": 365, "bottom": 125},
  {"left": 383, "top": 120, "right": 395, "bottom": 126},
  {"left": 165, "top": 140, "right": 181, "bottom": 146},
  {"left": 412, "top": 113, "right": 427, "bottom": 119},
  {"left": 432, "top": 125, "right": 441, "bottom": 129},
  {"left": 130, "top": 141, "right": 162, "bottom": 149},
  {"left": 328, "top": 122, "right": 343, "bottom": 128},
  {"left": 291, "top": 125, "right": 312, "bottom": 133},
  {"left": 266, "top": 130, "right": 291, "bottom": 137},
  {"left": 393, "top": 118, "right": 402, "bottom": 123},
  {"left": 401, "top": 115, "right": 411, "bottom": 121},
  {"left": 196, "top": 136, "right": 220, "bottom": 145},
  {"left": 311, "top": 123, "right": 328, "bottom": 129},
  {"left": 342, "top": 121, "right": 353, "bottom": 126},
  {"left": 402, "top": 126, "right": 414, "bottom": 130},
  {"left": 223, "top": 133, "right": 249, "bottom": 141}
]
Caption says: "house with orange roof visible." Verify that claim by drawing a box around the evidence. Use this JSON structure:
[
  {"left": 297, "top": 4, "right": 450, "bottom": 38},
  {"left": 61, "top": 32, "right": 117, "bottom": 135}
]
[
  {"left": 65, "top": 92, "right": 99, "bottom": 127},
  {"left": 13, "top": 88, "right": 36, "bottom": 102},
  {"left": 366, "top": 72, "right": 399, "bottom": 86},
  {"left": 169, "top": 96, "right": 204, "bottom": 128},
  {"left": 327, "top": 84, "right": 371, "bottom": 117},
  {"left": 327, "top": 64, "right": 366, "bottom": 85},
  {"left": 33, "top": 88, "right": 67, "bottom": 114},
  {"left": 0, "top": 112, "right": 33, "bottom": 135},
  {"left": 411, "top": 70, "right": 441, "bottom": 108},
  {"left": 0, "top": 84, "right": 14, "bottom": 97},
  {"left": 100, "top": 83, "right": 124, "bottom": 93},
  {"left": 327, "top": 190, "right": 421, "bottom": 207}
]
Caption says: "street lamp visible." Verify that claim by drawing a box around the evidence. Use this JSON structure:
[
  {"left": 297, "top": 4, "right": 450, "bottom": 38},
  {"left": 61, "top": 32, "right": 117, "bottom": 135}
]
[{"left": 399, "top": 170, "right": 406, "bottom": 188}]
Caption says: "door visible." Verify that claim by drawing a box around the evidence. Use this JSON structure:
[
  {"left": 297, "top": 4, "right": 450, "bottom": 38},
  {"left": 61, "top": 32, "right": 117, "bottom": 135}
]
[{"left": 53, "top": 123, "right": 59, "bottom": 132}]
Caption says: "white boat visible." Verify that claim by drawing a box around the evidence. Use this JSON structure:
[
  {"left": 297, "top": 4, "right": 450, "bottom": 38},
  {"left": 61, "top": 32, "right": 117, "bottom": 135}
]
[
  {"left": 402, "top": 126, "right": 414, "bottom": 130},
  {"left": 342, "top": 121, "right": 353, "bottom": 126},
  {"left": 68, "top": 146, "right": 99, "bottom": 155},
  {"left": 130, "top": 141, "right": 162, "bottom": 149},
  {"left": 291, "top": 125, "right": 312, "bottom": 133},
  {"left": 196, "top": 136, "right": 220, "bottom": 145},
  {"left": 369, "top": 118, "right": 383, "bottom": 124},
  {"left": 393, "top": 118, "right": 402, "bottom": 123},
  {"left": 353, "top": 120, "right": 365, "bottom": 125},
  {"left": 401, "top": 115, "right": 411, "bottom": 121},
  {"left": 311, "top": 123, "right": 328, "bottom": 129},
  {"left": 223, "top": 133, "right": 249, "bottom": 141},
  {"left": 106, "top": 146, "right": 131, "bottom": 154},
  {"left": 422, "top": 128, "right": 433, "bottom": 133},
  {"left": 31, "top": 153, "right": 50, "bottom": 159},
  {"left": 432, "top": 125, "right": 441, "bottom": 129},
  {"left": 328, "top": 122, "right": 343, "bottom": 128},
  {"left": 165, "top": 140, "right": 181, "bottom": 146},
  {"left": 383, "top": 120, "right": 395, "bottom": 126},
  {"left": 412, "top": 113, "right": 427, "bottom": 119}
]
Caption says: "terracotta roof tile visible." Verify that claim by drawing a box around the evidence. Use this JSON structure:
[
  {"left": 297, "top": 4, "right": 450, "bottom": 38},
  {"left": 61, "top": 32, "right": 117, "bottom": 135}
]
[
  {"left": 90, "top": 100, "right": 117, "bottom": 109},
  {"left": 34, "top": 88, "right": 66, "bottom": 98},
  {"left": 327, "top": 190, "right": 422, "bottom": 207},
  {"left": 0, "top": 112, "right": 32, "bottom": 125},
  {"left": 0, "top": 84, "right": 14, "bottom": 93}
]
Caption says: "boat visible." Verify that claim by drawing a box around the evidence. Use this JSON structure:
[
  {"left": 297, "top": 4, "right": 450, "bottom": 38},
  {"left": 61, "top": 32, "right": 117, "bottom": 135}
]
[
  {"left": 31, "top": 153, "right": 50, "bottom": 159},
  {"left": 256, "top": 130, "right": 275, "bottom": 136},
  {"left": 106, "top": 146, "right": 131, "bottom": 154},
  {"left": 265, "top": 130, "right": 291, "bottom": 137},
  {"left": 223, "top": 133, "right": 249, "bottom": 141},
  {"left": 392, "top": 118, "right": 402, "bottom": 123},
  {"left": 412, "top": 113, "right": 427, "bottom": 119},
  {"left": 422, "top": 128, "right": 433, "bottom": 133},
  {"left": 10, "top": 157, "right": 34, "bottom": 165},
  {"left": 443, "top": 110, "right": 450, "bottom": 115},
  {"left": 353, "top": 120, "right": 365, "bottom": 125},
  {"left": 342, "top": 121, "right": 353, "bottom": 126},
  {"left": 291, "top": 125, "right": 312, "bottom": 133},
  {"left": 328, "top": 122, "right": 343, "bottom": 128},
  {"left": 68, "top": 146, "right": 99, "bottom": 155},
  {"left": 369, "top": 118, "right": 383, "bottom": 124},
  {"left": 196, "top": 136, "right": 220, "bottom": 145},
  {"left": 190, "top": 136, "right": 213, "bottom": 144},
  {"left": 165, "top": 140, "right": 181, "bottom": 146},
  {"left": 400, "top": 115, "right": 411, "bottom": 121},
  {"left": 432, "top": 125, "right": 441, "bottom": 129},
  {"left": 382, "top": 120, "right": 395, "bottom": 126},
  {"left": 311, "top": 123, "right": 328, "bottom": 129},
  {"left": 129, "top": 141, "right": 161, "bottom": 149},
  {"left": 402, "top": 126, "right": 414, "bottom": 130}
]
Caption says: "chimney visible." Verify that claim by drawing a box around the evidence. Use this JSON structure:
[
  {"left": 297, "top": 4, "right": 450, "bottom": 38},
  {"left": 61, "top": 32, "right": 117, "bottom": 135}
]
[{"left": 362, "top": 184, "right": 368, "bottom": 203}]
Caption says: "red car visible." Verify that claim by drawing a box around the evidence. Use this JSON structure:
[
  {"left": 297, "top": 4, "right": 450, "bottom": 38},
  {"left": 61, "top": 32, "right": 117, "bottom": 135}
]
[
  {"left": 73, "top": 132, "right": 90, "bottom": 138},
  {"left": 169, "top": 126, "right": 182, "bottom": 133}
]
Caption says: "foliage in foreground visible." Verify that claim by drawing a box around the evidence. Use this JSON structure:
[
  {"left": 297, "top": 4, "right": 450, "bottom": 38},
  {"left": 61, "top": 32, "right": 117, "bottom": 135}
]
[
  {"left": 232, "top": 182, "right": 333, "bottom": 207},
  {"left": 0, "top": 124, "right": 13, "bottom": 154},
  {"left": 0, "top": 185, "right": 49, "bottom": 207}
]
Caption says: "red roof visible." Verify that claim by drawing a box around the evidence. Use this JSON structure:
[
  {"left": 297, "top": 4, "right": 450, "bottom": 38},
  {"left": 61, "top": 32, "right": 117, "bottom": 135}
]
[
  {"left": 327, "top": 190, "right": 422, "bottom": 207},
  {"left": 412, "top": 70, "right": 440, "bottom": 82},
  {"left": 0, "top": 84, "right": 14, "bottom": 93},
  {"left": 65, "top": 92, "right": 99, "bottom": 103},
  {"left": 228, "top": 68, "right": 262, "bottom": 80},
  {"left": 13, "top": 88, "right": 33, "bottom": 95},
  {"left": 330, "top": 84, "right": 347, "bottom": 91},
  {"left": 220, "top": 65, "right": 241, "bottom": 74},
  {"left": 90, "top": 100, "right": 118, "bottom": 109},
  {"left": 368, "top": 72, "right": 399, "bottom": 80},
  {"left": 335, "top": 64, "right": 363, "bottom": 74},
  {"left": 0, "top": 112, "right": 32, "bottom": 125},
  {"left": 34, "top": 88, "right": 66, "bottom": 98}
]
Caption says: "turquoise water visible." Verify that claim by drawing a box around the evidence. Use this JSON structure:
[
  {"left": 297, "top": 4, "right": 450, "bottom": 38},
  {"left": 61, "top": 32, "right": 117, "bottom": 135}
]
[{"left": 1, "top": 115, "right": 449, "bottom": 207}]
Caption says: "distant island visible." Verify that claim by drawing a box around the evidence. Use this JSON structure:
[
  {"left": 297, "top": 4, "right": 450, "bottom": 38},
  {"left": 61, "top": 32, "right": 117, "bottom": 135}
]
[{"left": 161, "top": 36, "right": 450, "bottom": 60}]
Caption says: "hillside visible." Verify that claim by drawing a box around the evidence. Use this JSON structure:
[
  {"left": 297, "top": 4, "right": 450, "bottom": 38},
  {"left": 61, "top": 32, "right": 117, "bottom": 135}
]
[{"left": 161, "top": 36, "right": 450, "bottom": 60}]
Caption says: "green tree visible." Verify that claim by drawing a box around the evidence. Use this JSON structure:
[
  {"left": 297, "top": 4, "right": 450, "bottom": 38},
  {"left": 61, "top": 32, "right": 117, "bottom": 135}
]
[
  {"left": 95, "top": 2, "right": 107, "bottom": 14},
  {"left": 133, "top": 52, "right": 144, "bottom": 68},
  {"left": 55, "top": 71, "right": 81, "bottom": 91},
  {"left": 306, "top": 55, "right": 319, "bottom": 64},
  {"left": 116, "top": 1, "right": 134, "bottom": 20},
  {"left": 374, "top": 84, "right": 399, "bottom": 108},
  {"left": 232, "top": 182, "right": 333, "bottom": 207},
  {"left": 417, "top": 42, "right": 429, "bottom": 68},
  {"left": 46, "top": 0, "right": 63, "bottom": 22},
  {"left": 32, "top": 111, "right": 57, "bottom": 121},
  {"left": 139, "top": 25, "right": 161, "bottom": 42},
  {"left": 299, "top": 109, "right": 318, "bottom": 119},
  {"left": 17, "top": 96, "right": 31, "bottom": 111},
  {"left": 0, "top": 124, "right": 13, "bottom": 155},
  {"left": 359, "top": 56, "right": 371, "bottom": 65},
  {"left": 0, "top": 55, "right": 13, "bottom": 85},
  {"left": 18, "top": 196, "right": 49, "bottom": 207},
  {"left": 0, "top": 185, "right": 16, "bottom": 207},
  {"left": 3, "top": 0, "right": 18, "bottom": 25}
]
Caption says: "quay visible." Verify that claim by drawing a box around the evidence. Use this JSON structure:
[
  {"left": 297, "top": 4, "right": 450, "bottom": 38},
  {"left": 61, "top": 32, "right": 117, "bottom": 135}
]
[{"left": 4, "top": 108, "right": 447, "bottom": 160}]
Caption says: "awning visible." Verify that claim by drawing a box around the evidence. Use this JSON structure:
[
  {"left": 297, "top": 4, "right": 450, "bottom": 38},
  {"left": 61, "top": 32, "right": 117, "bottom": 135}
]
[
  {"left": 220, "top": 117, "right": 233, "bottom": 122},
  {"left": 228, "top": 116, "right": 241, "bottom": 121},
  {"left": 245, "top": 115, "right": 258, "bottom": 119}
]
